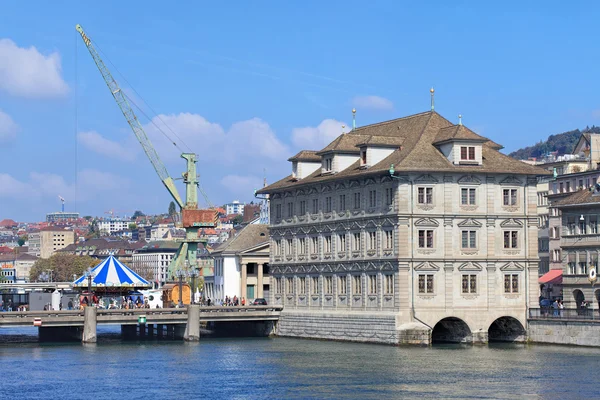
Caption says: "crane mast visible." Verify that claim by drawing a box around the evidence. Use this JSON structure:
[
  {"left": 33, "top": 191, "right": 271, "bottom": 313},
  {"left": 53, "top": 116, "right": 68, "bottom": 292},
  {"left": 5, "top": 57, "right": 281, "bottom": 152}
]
[{"left": 76, "top": 24, "right": 217, "bottom": 283}]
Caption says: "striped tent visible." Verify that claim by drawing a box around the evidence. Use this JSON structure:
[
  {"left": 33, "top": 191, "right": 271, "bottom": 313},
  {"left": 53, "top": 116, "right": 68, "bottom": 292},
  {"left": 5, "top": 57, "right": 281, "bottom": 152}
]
[{"left": 73, "top": 255, "right": 150, "bottom": 289}]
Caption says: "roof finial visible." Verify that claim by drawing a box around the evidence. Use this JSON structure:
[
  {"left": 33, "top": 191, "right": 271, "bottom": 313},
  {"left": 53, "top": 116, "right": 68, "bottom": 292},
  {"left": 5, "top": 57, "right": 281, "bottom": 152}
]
[
  {"left": 458, "top": 114, "right": 462, "bottom": 126},
  {"left": 430, "top": 87, "right": 435, "bottom": 111},
  {"left": 352, "top": 108, "right": 356, "bottom": 130},
  {"left": 342, "top": 125, "right": 346, "bottom": 135},
  {"left": 263, "top": 168, "right": 267, "bottom": 188}
]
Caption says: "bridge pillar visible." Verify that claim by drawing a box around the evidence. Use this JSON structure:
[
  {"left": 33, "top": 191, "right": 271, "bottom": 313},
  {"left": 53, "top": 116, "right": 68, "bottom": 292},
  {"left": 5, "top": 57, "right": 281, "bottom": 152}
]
[
  {"left": 184, "top": 305, "right": 200, "bottom": 341},
  {"left": 82, "top": 306, "right": 97, "bottom": 343}
]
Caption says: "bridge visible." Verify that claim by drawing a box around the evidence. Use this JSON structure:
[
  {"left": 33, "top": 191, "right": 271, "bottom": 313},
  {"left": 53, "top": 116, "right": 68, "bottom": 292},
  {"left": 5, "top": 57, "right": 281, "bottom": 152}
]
[{"left": 0, "top": 305, "right": 283, "bottom": 343}]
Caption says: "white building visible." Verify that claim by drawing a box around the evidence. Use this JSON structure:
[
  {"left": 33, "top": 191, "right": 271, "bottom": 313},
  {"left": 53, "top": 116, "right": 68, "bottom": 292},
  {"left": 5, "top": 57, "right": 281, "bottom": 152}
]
[
  {"left": 258, "top": 109, "right": 548, "bottom": 344},
  {"left": 98, "top": 218, "right": 132, "bottom": 236},
  {"left": 131, "top": 241, "right": 179, "bottom": 287},
  {"left": 225, "top": 200, "right": 245, "bottom": 215}
]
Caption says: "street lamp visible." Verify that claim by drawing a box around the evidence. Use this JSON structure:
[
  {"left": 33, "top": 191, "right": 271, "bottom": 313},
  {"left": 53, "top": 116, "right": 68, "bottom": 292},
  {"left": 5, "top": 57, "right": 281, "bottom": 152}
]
[
  {"left": 176, "top": 269, "right": 185, "bottom": 306},
  {"left": 188, "top": 268, "right": 199, "bottom": 304},
  {"left": 84, "top": 268, "right": 95, "bottom": 304}
]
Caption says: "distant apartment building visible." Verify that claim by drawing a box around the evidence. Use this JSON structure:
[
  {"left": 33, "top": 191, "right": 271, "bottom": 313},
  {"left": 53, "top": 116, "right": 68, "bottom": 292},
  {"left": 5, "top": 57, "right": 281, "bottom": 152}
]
[
  {"left": 225, "top": 200, "right": 245, "bottom": 215},
  {"left": 60, "top": 238, "right": 144, "bottom": 265},
  {"left": 131, "top": 241, "right": 179, "bottom": 287},
  {"left": 28, "top": 228, "right": 75, "bottom": 259},
  {"left": 98, "top": 218, "right": 132, "bottom": 236},
  {"left": 46, "top": 212, "right": 80, "bottom": 222}
]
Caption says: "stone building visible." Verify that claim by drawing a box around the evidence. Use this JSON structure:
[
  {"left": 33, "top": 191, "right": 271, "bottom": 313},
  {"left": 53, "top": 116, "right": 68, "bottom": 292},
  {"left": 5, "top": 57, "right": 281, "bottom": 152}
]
[
  {"left": 258, "top": 110, "right": 548, "bottom": 344},
  {"left": 549, "top": 188, "right": 600, "bottom": 309},
  {"left": 206, "top": 224, "right": 270, "bottom": 302},
  {"left": 28, "top": 227, "right": 75, "bottom": 259}
]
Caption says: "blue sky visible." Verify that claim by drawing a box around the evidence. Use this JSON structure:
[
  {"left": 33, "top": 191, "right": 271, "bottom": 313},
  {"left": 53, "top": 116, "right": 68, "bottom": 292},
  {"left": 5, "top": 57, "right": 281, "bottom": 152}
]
[{"left": 1, "top": 1, "right": 600, "bottom": 222}]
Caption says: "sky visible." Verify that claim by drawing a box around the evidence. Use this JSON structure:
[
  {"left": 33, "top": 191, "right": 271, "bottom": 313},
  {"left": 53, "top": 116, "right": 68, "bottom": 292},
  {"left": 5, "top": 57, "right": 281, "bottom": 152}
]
[{"left": 2, "top": 1, "right": 600, "bottom": 222}]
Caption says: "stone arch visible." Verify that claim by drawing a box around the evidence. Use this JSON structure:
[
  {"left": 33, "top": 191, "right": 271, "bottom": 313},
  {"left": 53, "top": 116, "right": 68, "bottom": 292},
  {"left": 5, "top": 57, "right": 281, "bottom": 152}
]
[
  {"left": 488, "top": 317, "right": 526, "bottom": 342},
  {"left": 431, "top": 317, "right": 472, "bottom": 344}
]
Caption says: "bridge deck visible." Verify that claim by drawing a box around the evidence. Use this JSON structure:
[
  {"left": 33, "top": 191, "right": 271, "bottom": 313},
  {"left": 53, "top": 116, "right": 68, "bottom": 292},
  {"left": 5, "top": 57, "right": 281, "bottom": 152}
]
[{"left": 0, "top": 306, "right": 283, "bottom": 328}]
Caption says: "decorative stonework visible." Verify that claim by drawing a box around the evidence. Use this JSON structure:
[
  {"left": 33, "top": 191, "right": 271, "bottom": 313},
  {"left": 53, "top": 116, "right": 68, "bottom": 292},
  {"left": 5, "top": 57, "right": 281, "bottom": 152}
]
[
  {"left": 458, "top": 175, "right": 482, "bottom": 185},
  {"left": 500, "top": 176, "right": 523, "bottom": 185}
]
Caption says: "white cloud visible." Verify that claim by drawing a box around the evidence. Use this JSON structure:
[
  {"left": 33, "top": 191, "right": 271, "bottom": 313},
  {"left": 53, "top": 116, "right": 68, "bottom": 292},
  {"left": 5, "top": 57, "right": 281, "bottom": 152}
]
[
  {"left": 0, "top": 173, "right": 30, "bottom": 198},
  {"left": 352, "top": 95, "right": 394, "bottom": 111},
  {"left": 291, "top": 119, "right": 348, "bottom": 150},
  {"left": 143, "top": 113, "right": 289, "bottom": 167},
  {"left": 220, "top": 174, "right": 264, "bottom": 198},
  {"left": 78, "top": 131, "right": 135, "bottom": 162},
  {"left": 0, "top": 109, "right": 19, "bottom": 143},
  {"left": 0, "top": 38, "right": 69, "bottom": 98}
]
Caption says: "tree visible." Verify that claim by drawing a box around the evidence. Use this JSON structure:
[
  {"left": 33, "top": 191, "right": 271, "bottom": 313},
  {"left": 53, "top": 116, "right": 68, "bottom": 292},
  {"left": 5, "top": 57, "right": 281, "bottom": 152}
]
[
  {"left": 128, "top": 223, "right": 138, "bottom": 230},
  {"left": 29, "top": 253, "right": 98, "bottom": 282},
  {"left": 132, "top": 210, "right": 145, "bottom": 219},
  {"left": 168, "top": 201, "right": 177, "bottom": 218},
  {"left": 17, "top": 237, "right": 25, "bottom": 247},
  {"left": 232, "top": 214, "right": 244, "bottom": 226}
]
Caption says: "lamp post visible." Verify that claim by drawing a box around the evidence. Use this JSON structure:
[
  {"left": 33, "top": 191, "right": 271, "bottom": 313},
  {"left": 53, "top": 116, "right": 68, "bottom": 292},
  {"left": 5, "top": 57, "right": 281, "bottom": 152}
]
[
  {"left": 188, "top": 268, "right": 199, "bottom": 304},
  {"left": 84, "top": 268, "right": 95, "bottom": 306},
  {"left": 176, "top": 269, "right": 185, "bottom": 306}
]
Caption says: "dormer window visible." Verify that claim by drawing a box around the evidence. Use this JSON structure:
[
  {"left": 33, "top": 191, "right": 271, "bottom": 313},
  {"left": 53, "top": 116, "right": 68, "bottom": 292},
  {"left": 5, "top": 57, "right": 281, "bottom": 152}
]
[
  {"left": 461, "top": 146, "right": 475, "bottom": 161},
  {"left": 324, "top": 157, "right": 333, "bottom": 172},
  {"left": 361, "top": 150, "right": 367, "bottom": 166}
]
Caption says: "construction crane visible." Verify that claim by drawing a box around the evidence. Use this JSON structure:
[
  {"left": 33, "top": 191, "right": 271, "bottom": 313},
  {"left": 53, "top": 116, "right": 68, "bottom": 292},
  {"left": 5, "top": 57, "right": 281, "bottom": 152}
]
[
  {"left": 58, "top": 195, "right": 65, "bottom": 212},
  {"left": 76, "top": 24, "right": 217, "bottom": 281}
]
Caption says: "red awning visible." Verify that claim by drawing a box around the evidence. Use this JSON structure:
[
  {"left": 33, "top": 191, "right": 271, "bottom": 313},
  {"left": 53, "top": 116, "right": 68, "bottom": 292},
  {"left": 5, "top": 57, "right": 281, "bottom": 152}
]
[{"left": 539, "top": 269, "right": 563, "bottom": 285}]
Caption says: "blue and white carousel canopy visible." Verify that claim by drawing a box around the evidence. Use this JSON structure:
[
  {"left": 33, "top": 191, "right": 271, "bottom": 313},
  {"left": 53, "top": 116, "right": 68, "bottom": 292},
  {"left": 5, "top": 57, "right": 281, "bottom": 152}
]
[{"left": 73, "top": 255, "right": 150, "bottom": 288}]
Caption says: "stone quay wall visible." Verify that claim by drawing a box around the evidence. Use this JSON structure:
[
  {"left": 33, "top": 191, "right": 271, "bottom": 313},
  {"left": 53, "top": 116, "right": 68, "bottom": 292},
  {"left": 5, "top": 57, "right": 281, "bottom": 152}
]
[
  {"left": 276, "top": 310, "right": 401, "bottom": 345},
  {"left": 528, "top": 319, "right": 600, "bottom": 347}
]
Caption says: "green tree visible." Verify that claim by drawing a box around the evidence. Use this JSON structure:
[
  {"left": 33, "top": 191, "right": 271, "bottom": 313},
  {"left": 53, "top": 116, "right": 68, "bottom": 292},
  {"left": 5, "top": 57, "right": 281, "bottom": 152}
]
[
  {"left": 168, "top": 201, "right": 177, "bottom": 218},
  {"left": 29, "top": 253, "right": 98, "bottom": 282},
  {"left": 128, "top": 223, "right": 138, "bottom": 230},
  {"left": 132, "top": 210, "right": 145, "bottom": 219},
  {"left": 17, "top": 238, "right": 25, "bottom": 247},
  {"left": 232, "top": 214, "right": 244, "bottom": 226}
]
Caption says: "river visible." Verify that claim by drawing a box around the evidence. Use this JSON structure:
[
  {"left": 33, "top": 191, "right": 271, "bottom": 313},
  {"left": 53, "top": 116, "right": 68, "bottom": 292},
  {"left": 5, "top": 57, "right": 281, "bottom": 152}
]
[{"left": 0, "top": 326, "right": 597, "bottom": 399}]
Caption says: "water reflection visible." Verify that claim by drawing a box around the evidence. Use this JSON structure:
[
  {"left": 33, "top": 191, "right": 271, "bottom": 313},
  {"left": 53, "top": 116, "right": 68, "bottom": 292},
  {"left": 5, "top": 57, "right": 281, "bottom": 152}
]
[{"left": 1, "top": 328, "right": 598, "bottom": 399}]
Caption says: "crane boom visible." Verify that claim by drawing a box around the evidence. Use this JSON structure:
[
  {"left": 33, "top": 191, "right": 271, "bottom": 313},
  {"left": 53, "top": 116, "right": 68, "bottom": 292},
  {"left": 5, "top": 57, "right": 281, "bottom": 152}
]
[{"left": 75, "top": 24, "right": 184, "bottom": 209}]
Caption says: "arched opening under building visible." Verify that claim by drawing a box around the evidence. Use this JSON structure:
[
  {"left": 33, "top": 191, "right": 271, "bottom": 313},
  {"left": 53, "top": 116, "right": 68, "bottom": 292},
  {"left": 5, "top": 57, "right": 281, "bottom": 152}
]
[
  {"left": 431, "top": 317, "right": 472, "bottom": 344},
  {"left": 573, "top": 289, "right": 585, "bottom": 308},
  {"left": 488, "top": 317, "right": 526, "bottom": 342}
]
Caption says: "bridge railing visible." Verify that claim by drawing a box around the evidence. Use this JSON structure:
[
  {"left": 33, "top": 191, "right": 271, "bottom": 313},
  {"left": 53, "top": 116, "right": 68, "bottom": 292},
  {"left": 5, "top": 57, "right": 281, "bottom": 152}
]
[
  {"left": 529, "top": 307, "right": 600, "bottom": 321},
  {"left": 0, "top": 310, "right": 85, "bottom": 319}
]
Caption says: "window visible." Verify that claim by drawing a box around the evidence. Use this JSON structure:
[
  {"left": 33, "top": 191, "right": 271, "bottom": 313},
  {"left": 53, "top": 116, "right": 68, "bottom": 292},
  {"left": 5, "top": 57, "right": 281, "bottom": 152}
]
[
  {"left": 324, "top": 235, "right": 332, "bottom": 253},
  {"left": 339, "top": 194, "right": 346, "bottom": 211},
  {"left": 338, "top": 275, "right": 347, "bottom": 295},
  {"left": 418, "top": 230, "right": 434, "bottom": 248},
  {"left": 504, "top": 274, "right": 519, "bottom": 293},
  {"left": 286, "top": 239, "right": 293, "bottom": 255},
  {"left": 368, "top": 275, "right": 377, "bottom": 294},
  {"left": 568, "top": 253, "right": 576, "bottom": 274},
  {"left": 324, "top": 158, "right": 332, "bottom": 171},
  {"left": 460, "top": 146, "right": 476, "bottom": 160},
  {"left": 276, "top": 278, "right": 284, "bottom": 294},
  {"left": 352, "top": 232, "right": 361, "bottom": 251},
  {"left": 312, "top": 199, "right": 319, "bottom": 214},
  {"left": 352, "top": 275, "right": 362, "bottom": 294},
  {"left": 384, "top": 230, "right": 393, "bottom": 249},
  {"left": 462, "top": 274, "right": 477, "bottom": 294},
  {"left": 300, "top": 200, "right": 306, "bottom": 215},
  {"left": 418, "top": 187, "right": 433, "bottom": 204},
  {"left": 311, "top": 276, "right": 319, "bottom": 294},
  {"left": 559, "top": 183, "right": 564, "bottom": 193},
  {"left": 566, "top": 182, "right": 571, "bottom": 192},
  {"left": 579, "top": 179, "right": 584, "bottom": 189},
  {"left": 287, "top": 202, "right": 294, "bottom": 218},
  {"left": 503, "top": 231, "right": 518, "bottom": 249},
  {"left": 503, "top": 189, "right": 518, "bottom": 206},
  {"left": 275, "top": 204, "right": 282, "bottom": 219},
  {"left": 461, "top": 188, "right": 476, "bottom": 205},
  {"left": 353, "top": 192, "right": 361, "bottom": 209},
  {"left": 369, "top": 190, "right": 376, "bottom": 207},
  {"left": 384, "top": 187, "right": 395, "bottom": 207},
  {"left": 567, "top": 217, "right": 576, "bottom": 235},
  {"left": 418, "top": 274, "right": 434, "bottom": 294},
  {"left": 286, "top": 277, "right": 294, "bottom": 294},
  {"left": 325, "top": 276, "right": 333, "bottom": 294},
  {"left": 590, "top": 217, "right": 598, "bottom": 234},
  {"left": 299, "top": 237, "right": 307, "bottom": 254},
  {"left": 299, "top": 277, "right": 306, "bottom": 294},
  {"left": 384, "top": 274, "right": 394, "bottom": 294},
  {"left": 275, "top": 239, "right": 283, "bottom": 256},
  {"left": 461, "top": 231, "right": 477, "bottom": 249},
  {"left": 553, "top": 249, "right": 561, "bottom": 262},
  {"left": 361, "top": 150, "right": 367, "bottom": 165},
  {"left": 579, "top": 218, "right": 587, "bottom": 235},
  {"left": 325, "top": 196, "right": 332, "bottom": 213},
  {"left": 311, "top": 237, "right": 319, "bottom": 254},
  {"left": 338, "top": 234, "right": 346, "bottom": 252},
  {"left": 368, "top": 231, "right": 377, "bottom": 250},
  {"left": 579, "top": 255, "right": 588, "bottom": 274}
]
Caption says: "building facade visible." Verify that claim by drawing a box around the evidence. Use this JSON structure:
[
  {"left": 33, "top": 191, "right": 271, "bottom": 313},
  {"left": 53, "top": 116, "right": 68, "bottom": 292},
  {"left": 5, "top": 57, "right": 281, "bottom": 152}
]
[
  {"left": 98, "top": 218, "right": 132, "bottom": 236},
  {"left": 131, "top": 241, "right": 179, "bottom": 288},
  {"left": 258, "top": 110, "right": 547, "bottom": 344},
  {"left": 28, "top": 228, "right": 75, "bottom": 259},
  {"left": 225, "top": 200, "right": 245, "bottom": 215},
  {"left": 46, "top": 212, "right": 80, "bottom": 222}
]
